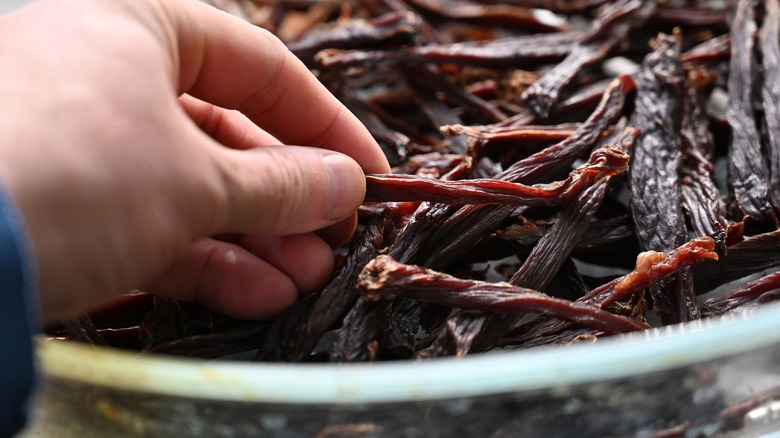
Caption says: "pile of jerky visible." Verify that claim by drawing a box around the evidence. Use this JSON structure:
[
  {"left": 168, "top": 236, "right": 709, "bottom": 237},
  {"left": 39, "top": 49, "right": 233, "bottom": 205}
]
[{"left": 55, "top": 0, "right": 780, "bottom": 366}]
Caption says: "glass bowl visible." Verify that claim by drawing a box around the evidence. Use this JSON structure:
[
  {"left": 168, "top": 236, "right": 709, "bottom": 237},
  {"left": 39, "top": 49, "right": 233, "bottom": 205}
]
[{"left": 21, "top": 301, "right": 780, "bottom": 437}]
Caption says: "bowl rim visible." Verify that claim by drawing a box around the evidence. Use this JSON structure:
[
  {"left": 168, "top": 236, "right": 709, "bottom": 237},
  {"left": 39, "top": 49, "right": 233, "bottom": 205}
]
[{"left": 37, "top": 301, "right": 780, "bottom": 404}]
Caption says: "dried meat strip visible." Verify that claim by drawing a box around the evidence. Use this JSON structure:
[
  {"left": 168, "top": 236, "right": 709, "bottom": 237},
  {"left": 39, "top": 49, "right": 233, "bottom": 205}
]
[
  {"left": 288, "top": 11, "right": 420, "bottom": 65},
  {"left": 364, "top": 146, "right": 628, "bottom": 205},
  {"left": 501, "top": 237, "right": 717, "bottom": 346},
  {"left": 727, "top": 0, "right": 777, "bottom": 224},
  {"left": 403, "top": 0, "right": 569, "bottom": 33},
  {"left": 467, "top": 180, "right": 613, "bottom": 354},
  {"left": 521, "top": 0, "right": 644, "bottom": 117},
  {"left": 693, "top": 230, "right": 780, "bottom": 294},
  {"left": 315, "top": 32, "right": 581, "bottom": 69},
  {"left": 700, "top": 271, "right": 780, "bottom": 318},
  {"left": 464, "top": 0, "right": 610, "bottom": 14},
  {"left": 423, "top": 128, "right": 635, "bottom": 356},
  {"left": 680, "top": 34, "right": 730, "bottom": 65},
  {"left": 498, "top": 76, "right": 632, "bottom": 183},
  {"left": 261, "top": 212, "right": 391, "bottom": 361},
  {"left": 422, "top": 78, "right": 631, "bottom": 270},
  {"left": 61, "top": 314, "right": 107, "bottom": 346},
  {"left": 760, "top": 0, "right": 780, "bottom": 213},
  {"left": 629, "top": 32, "right": 698, "bottom": 324},
  {"left": 681, "top": 71, "right": 727, "bottom": 253},
  {"left": 404, "top": 63, "right": 507, "bottom": 124},
  {"left": 149, "top": 323, "right": 268, "bottom": 359},
  {"left": 358, "top": 255, "right": 648, "bottom": 333},
  {"left": 647, "top": 7, "right": 728, "bottom": 30}
]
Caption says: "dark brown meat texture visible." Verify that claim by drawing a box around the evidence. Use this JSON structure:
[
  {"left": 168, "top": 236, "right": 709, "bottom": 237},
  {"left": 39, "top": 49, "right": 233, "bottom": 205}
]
[
  {"left": 501, "top": 237, "right": 718, "bottom": 347},
  {"left": 680, "top": 71, "right": 727, "bottom": 253},
  {"left": 629, "top": 32, "right": 698, "bottom": 324},
  {"left": 727, "top": 0, "right": 777, "bottom": 225},
  {"left": 358, "top": 255, "right": 648, "bottom": 334},
  {"left": 521, "top": 0, "right": 644, "bottom": 117},
  {"left": 364, "top": 146, "right": 628, "bottom": 205},
  {"left": 761, "top": 0, "right": 780, "bottom": 212},
  {"left": 56, "top": 0, "right": 780, "bottom": 396}
]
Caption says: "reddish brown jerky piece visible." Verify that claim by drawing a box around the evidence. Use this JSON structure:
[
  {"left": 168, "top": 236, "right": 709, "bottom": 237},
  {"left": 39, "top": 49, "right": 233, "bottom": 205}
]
[
  {"left": 501, "top": 237, "right": 717, "bottom": 346},
  {"left": 358, "top": 255, "right": 648, "bottom": 333},
  {"left": 287, "top": 11, "right": 420, "bottom": 66},
  {"left": 315, "top": 32, "right": 581, "bottom": 69},
  {"left": 700, "top": 271, "right": 780, "bottom": 317},
  {"left": 364, "top": 146, "right": 628, "bottom": 205}
]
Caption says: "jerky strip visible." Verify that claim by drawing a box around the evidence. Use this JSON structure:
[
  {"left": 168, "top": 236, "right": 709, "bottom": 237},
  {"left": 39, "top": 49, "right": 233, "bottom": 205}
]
[
  {"left": 760, "top": 0, "right": 780, "bottom": 212},
  {"left": 693, "top": 230, "right": 780, "bottom": 293},
  {"left": 364, "top": 146, "right": 628, "bottom": 205},
  {"left": 700, "top": 271, "right": 780, "bottom": 318},
  {"left": 359, "top": 256, "right": 647, "bottom": 334},
  {"left": 148, "top": 323, "right": 268, "bottom": 359},
  {"left": 501, "top": 237, "right": 717, "bottom": 346},
  {"left": 468, "top": 180, "right": 613, "bottom": 353},
  {"left": 681, "top": 72, "right": 727, "bottom": 252},
  {"left": 629, "top": 32, "right": 697, "bottom": 324},
  {"left": 681, "top": 34, "right": 730, "bottom": 64},
  {"left": 727, "top": 0, "right": 777, "bottom": 224},
  {"left": 424, "top": 78, "right": 631, "bottom": 269},
  {"left": 403, "top": 0, "right": 569, "bottom": 33},
  {"left": 264, "top": 211, "right": 390, "bottom": 361},
  {"left": 469, "top": 0, "right": 610, "bottom": 14},
  {"left": 521, "top": 0, "right": 643, "bottom": 117},
  {"left": 60, "top": 314, "right": 107, "bottom": 346},
  {"left": 443, "top": 122, "right": 580, "bottom": 158},
  {"left": 288, "top": 11, "right": 419, "bottom": 65},
  {"left": 315, "top": 32, "right": 581, "bottom": 69},
  {"left": 499, "top": 75, "right": 632, "bottom": 182},
  {"left": 406, "top": 64, "right": 506, "bottom": 124}
]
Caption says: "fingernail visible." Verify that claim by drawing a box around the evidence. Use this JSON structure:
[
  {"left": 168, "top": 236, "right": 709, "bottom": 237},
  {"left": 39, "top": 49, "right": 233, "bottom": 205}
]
[{"left": 322, "top": 154, "right": 365, "bottom": 219}]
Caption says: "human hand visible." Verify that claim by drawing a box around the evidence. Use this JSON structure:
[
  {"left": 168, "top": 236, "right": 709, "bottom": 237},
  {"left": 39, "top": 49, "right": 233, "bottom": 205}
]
[{"left": 0, "top": 0, "right": 390, "bottom": 324}]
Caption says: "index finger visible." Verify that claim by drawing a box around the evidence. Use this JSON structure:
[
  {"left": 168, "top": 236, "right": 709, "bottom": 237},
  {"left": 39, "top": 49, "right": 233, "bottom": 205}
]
[{"left": 159, "top": 0, "right": 390, "bottom": 174}]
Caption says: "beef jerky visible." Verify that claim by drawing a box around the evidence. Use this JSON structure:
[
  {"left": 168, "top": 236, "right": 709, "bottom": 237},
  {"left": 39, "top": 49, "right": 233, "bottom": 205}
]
[
  {"left": 148, "top": 323, "right": 269, "bottom": 359},
  {"left": 700, "top": 271, "right": 780, "bottom": 317},
  {"left": 315, "top": 32, "right": 581, "bottom": 69},
  {"left": 502, "top": 237, "right": 717, "bottom": 346},
  {"left": 358, "top": 255, "right": 647, "bottom": 333},
  {"left": 647, "top": 7, "right": 728, "bottom": 30},
  {"left": 261, "top": 211, "right": 390, "bottom": 361},
  {"left": 693, "top": 230, "right": 780, "bottom": 293},
  {"left": 441, "top": 122, "right": 580, "bottom": 157},
  {"left": 423, "top": 77, "right": 631, "bottom": 270},
  {"left": 521, "top": 0, "right": 644, "bottom": 117},
  {"left": 727, "top": 0, "right": 777, "bottom": 224},
  {"left": 681, "top": 71, "right": 727, "bottom": 253},
  {"left": 288, "top": 11, "right": 420, "bottom": 65},
  {"left": 365, "top": 146, "right": 628, "bottom": 205},
  {"left": 681, "top": 34, "right": 730, "bottom": 64},
  {"left": 405, "top": 63, "right": 507, "bottom": 124},
  {"left": 468, "top": 180, "right": 614, "bottom": 354},
  {"left": 403, "top": 0, "right": 569, "bottom": 33},
  {"left": 760, "top": 0, "right": 780, "bottom": 213},
  {"left": 629, "top": 32, "right": 698, "bottom": 324},
  {"left": 60, "top": 314, "right": 107, "bottom": 346}
]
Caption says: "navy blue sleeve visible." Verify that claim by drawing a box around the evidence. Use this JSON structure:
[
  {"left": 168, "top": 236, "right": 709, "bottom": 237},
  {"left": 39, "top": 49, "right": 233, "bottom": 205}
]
[{"left": 0, "top": 187, "right": 38, "bottom": 437}]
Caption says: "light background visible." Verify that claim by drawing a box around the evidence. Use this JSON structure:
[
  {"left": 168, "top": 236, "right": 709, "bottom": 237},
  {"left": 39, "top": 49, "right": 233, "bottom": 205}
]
[{"left": 0, "top": 0, "right": 31, "bottom": 15}]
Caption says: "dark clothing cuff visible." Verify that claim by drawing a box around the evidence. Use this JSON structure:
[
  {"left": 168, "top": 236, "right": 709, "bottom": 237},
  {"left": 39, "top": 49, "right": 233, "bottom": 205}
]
[{"left": 0, "top": 187, "right": 37, "bottom": 437}]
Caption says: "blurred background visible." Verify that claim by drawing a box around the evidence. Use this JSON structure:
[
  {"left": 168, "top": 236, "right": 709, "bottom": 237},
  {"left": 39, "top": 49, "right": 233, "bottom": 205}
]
[{"left": 1, "top": 0, "right": 31, "bottom": 15}]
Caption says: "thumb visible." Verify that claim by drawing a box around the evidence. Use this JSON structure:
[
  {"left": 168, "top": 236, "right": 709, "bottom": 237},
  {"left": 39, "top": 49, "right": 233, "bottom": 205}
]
[{"left": 213, "top": 145, "right": 366, "bottom": 236}]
